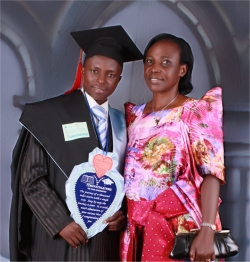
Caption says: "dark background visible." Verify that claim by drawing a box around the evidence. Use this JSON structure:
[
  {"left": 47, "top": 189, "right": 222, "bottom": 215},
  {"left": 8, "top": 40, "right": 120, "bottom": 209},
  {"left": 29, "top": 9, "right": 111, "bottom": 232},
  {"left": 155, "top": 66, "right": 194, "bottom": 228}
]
[{"left": 1, "top": 1, "right": 249, "bottom": 261}]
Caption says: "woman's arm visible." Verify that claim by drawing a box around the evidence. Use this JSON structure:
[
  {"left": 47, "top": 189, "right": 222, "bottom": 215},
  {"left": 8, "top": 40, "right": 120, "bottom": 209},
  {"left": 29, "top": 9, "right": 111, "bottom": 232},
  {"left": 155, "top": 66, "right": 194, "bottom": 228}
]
[{"left": 190, "top": 174, "right": 220, "bottom": 261}]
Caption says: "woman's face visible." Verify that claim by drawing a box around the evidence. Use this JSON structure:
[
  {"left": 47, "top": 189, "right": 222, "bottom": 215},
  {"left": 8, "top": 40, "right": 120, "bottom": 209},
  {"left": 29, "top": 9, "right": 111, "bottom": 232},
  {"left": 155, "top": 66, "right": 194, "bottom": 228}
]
[{"left": 144, "top": 40, "right": 187, "bottom": 94}]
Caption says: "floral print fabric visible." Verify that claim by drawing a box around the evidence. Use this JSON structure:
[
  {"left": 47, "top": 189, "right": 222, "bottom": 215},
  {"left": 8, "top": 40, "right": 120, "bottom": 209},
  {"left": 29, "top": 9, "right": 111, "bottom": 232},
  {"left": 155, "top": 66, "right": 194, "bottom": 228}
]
[{"left": 121, "top": 87, "right": 225, "bottom": 261}]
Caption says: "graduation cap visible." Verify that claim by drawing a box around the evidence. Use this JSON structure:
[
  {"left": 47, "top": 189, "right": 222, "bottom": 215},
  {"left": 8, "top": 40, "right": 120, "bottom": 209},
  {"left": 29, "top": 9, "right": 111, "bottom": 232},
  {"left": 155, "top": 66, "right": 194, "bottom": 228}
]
[
  {"left": 71, "top": 25, "right": 143, "bottom": 66},
  {"left": 65, "top": 25, "right": 143, "bottom": 94}
]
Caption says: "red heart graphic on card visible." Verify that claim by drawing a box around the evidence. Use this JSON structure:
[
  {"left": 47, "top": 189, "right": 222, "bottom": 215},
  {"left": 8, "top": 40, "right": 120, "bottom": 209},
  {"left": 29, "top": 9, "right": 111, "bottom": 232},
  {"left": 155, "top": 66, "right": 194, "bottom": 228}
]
[{"left": 93, "top": 154, "right": 113, "bottom": 178}]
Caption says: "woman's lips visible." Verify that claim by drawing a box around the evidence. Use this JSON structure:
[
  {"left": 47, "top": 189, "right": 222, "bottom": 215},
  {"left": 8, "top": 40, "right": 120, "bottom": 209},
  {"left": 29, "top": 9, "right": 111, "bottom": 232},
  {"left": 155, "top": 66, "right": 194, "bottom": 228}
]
[{"left": 148, "top": 76, "right": 164, "bottom": 83}]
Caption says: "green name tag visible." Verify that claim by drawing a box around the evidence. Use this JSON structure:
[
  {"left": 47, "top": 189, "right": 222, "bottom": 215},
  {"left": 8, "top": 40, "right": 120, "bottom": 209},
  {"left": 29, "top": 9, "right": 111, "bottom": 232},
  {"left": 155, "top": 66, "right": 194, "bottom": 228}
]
[{"left": 62, "top": 122, "right": 90, "bottom": 141}]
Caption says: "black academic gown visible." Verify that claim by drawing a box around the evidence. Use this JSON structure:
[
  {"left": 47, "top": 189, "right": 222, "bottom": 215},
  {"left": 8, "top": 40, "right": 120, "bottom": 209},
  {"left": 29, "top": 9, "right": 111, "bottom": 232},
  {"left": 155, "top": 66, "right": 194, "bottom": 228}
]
[{"left": 9, "top": 90, "right": 125, "bottom": 261}]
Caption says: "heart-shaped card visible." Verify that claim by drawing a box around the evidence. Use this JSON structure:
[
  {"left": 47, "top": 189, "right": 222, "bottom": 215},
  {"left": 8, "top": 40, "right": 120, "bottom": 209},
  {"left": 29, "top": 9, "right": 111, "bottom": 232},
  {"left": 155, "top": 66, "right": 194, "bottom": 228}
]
[{"left": 65, "top": 148, "right": 125, "bottom": 238}]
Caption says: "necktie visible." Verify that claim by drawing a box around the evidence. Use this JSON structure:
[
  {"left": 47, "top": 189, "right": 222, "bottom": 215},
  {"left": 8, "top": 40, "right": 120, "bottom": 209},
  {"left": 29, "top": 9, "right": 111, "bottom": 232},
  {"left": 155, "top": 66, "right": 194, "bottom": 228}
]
[{"left": 92, "top": 105, "right": 107, "bottom": 149}]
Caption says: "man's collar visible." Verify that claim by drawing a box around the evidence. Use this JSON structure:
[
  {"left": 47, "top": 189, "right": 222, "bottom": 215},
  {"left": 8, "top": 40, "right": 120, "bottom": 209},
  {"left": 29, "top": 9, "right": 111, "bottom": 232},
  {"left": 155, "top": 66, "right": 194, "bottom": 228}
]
[{"left": 83, "top": 90, "right": 109, "bottom": 113}]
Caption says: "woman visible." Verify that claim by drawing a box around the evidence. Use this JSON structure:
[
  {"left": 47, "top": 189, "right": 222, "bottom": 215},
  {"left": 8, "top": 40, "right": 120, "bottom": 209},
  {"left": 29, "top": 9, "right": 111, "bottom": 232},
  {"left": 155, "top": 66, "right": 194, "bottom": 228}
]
[{"left": 121, "top": 33, "right": 225, "bottom": 261}]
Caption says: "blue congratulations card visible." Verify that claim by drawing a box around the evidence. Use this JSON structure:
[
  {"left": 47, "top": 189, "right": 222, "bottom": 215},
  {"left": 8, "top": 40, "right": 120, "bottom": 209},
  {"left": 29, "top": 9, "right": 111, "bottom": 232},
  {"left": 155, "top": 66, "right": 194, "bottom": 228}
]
[{"left": 65, "top": 148, "right": 125, "bottom": 238}]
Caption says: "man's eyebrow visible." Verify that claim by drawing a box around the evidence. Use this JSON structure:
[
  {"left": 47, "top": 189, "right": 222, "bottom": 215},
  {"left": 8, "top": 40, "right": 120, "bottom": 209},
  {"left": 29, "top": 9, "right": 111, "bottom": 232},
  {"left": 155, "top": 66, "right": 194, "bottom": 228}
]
[{"left": 92, "top": 66, "right": 118, "bottom": 72}]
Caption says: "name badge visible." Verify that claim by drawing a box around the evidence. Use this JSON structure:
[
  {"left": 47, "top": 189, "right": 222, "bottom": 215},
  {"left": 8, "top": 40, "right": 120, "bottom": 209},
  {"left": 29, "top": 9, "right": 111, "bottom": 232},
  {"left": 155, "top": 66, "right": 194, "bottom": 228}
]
[{"left": 62, "top": 122, "right": 89, "bottom": 141}]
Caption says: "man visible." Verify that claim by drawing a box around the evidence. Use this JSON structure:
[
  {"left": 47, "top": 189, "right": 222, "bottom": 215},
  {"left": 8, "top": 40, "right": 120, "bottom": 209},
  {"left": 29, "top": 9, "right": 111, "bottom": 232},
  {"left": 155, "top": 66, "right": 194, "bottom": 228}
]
[{"left": 9, "top": 25, "right": 143, "bottom": 261}]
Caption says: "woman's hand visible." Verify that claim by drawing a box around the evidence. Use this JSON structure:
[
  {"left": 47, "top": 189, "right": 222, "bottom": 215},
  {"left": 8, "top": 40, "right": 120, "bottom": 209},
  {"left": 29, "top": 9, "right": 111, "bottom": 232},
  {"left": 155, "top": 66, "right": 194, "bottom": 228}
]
[
  {"left": 104, "top": 210, "right": 126, "bottom": 231},
  {"left": 189, "top": 227, "right": 215, "bottom": 261},
  {"left": 189, "top": 174, "right": 220, "bottom": 261},
  {"left": 59, "top": 221, "right": 88, "bottom": 248}
]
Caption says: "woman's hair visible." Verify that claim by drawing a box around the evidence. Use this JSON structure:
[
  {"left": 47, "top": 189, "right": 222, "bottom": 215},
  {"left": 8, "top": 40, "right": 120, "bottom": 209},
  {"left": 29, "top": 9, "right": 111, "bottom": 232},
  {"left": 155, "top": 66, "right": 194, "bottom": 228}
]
[{"left": 143, "top": 33, "right": 194, "bottom": 95}]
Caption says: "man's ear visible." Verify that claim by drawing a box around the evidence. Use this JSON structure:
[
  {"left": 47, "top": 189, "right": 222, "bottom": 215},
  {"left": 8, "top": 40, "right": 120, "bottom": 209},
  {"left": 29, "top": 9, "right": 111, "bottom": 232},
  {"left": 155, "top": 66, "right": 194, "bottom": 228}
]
[
  {"left": 80, "top": 67, "right": 85, "bottom": 87},
  {"left": 119, "top": 75, "right": 122, "bottom": 82},
  {"left": 180, "top": 64, "right": 188, "bottom": 77}
]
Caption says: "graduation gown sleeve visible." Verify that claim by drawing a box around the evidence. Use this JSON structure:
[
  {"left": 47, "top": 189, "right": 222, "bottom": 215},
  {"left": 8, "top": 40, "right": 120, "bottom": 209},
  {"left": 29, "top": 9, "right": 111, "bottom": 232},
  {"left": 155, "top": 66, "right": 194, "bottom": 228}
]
[
  {"left": 20, "top": 134, "right": 73, "bottom": 237},
  {"left": 9, "top": 128, "right": 32, "bottom": 261}
]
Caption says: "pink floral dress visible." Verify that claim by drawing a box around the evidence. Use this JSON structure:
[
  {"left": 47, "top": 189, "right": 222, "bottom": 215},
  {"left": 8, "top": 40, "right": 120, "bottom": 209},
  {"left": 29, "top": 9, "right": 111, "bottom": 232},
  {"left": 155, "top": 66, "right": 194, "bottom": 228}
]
[{"left": 121, "top": 87, "right": 225, "bottom": 261}]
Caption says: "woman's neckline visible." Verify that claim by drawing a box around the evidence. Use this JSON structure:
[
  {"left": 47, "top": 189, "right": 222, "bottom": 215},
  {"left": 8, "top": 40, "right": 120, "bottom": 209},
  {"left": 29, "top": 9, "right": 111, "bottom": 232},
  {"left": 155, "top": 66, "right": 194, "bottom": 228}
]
[{"left": 142, "top": 96, "right": 193, "bottom": 115}]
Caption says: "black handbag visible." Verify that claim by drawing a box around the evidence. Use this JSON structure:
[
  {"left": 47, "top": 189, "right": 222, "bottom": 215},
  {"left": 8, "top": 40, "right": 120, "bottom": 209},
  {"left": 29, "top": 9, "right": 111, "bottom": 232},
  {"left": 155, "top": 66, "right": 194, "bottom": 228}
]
[{"left": 169, "top": 230, "right": 239, "bottom": 259}]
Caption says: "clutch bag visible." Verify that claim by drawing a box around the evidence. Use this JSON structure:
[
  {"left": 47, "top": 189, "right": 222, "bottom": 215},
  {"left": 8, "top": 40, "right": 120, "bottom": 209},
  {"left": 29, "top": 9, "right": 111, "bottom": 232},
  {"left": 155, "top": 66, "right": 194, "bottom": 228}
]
[{"left": 169, "top": 230, "right": 239, "bottom": 259}]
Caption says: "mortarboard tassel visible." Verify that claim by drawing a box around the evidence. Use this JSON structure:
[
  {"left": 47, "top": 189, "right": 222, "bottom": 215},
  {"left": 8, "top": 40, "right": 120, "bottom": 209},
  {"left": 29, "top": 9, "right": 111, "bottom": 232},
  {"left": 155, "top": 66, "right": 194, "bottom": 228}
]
[{"left": 64, "top": 49, "right": 83, "bottom": 94}]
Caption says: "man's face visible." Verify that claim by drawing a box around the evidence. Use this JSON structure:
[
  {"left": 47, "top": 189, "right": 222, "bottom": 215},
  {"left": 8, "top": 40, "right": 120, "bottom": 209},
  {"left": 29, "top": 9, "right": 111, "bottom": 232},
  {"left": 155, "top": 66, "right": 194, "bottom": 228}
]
[{"left": 82, "top": 55, "right": 122, "bottom": 105}]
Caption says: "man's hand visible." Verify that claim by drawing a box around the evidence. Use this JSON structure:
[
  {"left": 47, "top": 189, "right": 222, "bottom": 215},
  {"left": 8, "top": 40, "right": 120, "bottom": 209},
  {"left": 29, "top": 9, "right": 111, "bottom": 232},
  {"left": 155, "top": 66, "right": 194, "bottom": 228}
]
[
  {"left": 103, "top": 210, "right": 126, "bottom": 231},
  {"left": 59, "top": 221, "right": 88, "bottom": 248}
]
